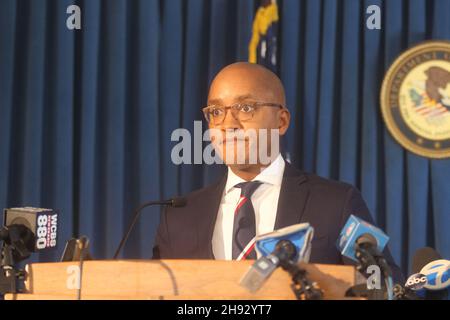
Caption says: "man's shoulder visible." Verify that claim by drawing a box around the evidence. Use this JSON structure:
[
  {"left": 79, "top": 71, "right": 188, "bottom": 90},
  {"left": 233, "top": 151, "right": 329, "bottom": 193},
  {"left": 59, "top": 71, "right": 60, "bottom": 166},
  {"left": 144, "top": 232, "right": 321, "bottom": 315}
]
[
  {"left": 304, "top": 172, "right": 354, "bottom": 193},
  {"left": 285, "top": 162, "right": 356, "bottom": 197}
]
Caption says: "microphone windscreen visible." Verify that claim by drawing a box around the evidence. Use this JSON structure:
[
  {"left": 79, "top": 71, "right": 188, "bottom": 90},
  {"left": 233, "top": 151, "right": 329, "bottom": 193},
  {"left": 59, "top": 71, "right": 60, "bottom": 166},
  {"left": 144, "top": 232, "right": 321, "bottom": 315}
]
[
  {"left": 356, "top": 233, "right": 378, "bottom": 246},
  {"left": 412, "top": 247, "right": 442, "bottom": 274},
  {"left": 171, "top": 197, "right": 187, "bottom": 207}
]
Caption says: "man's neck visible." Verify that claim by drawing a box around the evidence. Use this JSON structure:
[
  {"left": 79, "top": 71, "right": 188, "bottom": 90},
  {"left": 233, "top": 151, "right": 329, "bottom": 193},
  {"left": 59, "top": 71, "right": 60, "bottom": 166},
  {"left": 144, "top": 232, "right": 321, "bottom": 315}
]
[
  {"left": 228, "top": 164, "right": 267, "bottom": 181},
  {"left": 227, "top": 153, "right": 282, "bottom": 181}
]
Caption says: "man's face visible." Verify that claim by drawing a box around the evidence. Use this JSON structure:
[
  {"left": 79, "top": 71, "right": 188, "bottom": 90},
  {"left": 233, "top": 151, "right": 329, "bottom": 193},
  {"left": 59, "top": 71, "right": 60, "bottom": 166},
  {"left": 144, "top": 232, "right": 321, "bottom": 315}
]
[{"left": 206, "top": 64, "right": 290, "bottom": 169}]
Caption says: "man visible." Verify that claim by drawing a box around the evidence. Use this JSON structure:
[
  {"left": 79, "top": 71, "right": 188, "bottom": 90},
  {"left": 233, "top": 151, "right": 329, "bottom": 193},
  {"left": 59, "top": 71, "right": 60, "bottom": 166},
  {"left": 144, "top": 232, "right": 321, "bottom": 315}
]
[{"left": 153, "top": 62, "right": 403, "bottom": 282}]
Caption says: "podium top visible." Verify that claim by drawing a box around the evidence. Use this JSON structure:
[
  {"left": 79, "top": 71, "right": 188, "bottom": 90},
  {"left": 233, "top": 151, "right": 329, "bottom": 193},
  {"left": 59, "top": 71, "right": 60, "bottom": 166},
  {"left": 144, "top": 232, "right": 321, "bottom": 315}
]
[{"left": 6, "top": 260, "right": 357, "bottom": 300}]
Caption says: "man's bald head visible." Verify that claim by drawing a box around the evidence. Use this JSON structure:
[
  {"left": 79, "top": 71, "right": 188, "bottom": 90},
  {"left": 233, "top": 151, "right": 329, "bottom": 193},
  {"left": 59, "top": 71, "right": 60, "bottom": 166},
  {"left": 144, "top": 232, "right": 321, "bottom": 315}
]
[{"left": 207, "top": 62, "right": 286, "bottom": 107}]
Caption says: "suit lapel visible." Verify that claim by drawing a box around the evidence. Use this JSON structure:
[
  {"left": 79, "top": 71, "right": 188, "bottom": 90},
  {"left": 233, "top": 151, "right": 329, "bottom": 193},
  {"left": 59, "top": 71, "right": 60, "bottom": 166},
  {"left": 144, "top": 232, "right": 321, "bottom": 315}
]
[
  {"left": 196, "top": 173, "right": 227, "bottom": 259},
  {"left": 274, "top": 162, "right": 310, "bottom": 229}
]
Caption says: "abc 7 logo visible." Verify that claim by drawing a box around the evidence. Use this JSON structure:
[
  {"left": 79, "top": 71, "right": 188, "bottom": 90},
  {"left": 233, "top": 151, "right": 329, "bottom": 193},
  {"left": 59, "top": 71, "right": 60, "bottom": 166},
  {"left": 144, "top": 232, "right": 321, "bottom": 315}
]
[
  {"left": 407, "top": 260, "right": 450, "bottom": 291},
  {"left": 405, "top": 273, "right": 428, "bottom": 290},
  {"left": 421, "top": 260, "right": 450, "bottom": 290}
]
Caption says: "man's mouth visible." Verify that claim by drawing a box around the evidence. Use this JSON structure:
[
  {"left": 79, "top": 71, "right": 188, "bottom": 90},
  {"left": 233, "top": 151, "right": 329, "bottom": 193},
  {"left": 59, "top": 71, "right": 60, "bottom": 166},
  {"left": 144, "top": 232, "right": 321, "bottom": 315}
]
[{"left": 220, "top": 137, "right": 248, "bottom": 145}]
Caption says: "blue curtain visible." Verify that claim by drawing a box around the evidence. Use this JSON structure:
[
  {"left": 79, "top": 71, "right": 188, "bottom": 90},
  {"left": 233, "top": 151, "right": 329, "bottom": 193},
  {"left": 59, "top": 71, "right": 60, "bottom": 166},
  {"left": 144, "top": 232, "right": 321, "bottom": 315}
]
[{"left": 0, "top": 0, "right": 449, "bottom": 274}]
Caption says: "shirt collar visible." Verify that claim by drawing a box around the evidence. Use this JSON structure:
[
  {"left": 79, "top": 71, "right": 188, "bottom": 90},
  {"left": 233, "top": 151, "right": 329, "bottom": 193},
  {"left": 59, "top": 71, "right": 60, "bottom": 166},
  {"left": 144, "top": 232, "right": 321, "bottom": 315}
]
[{"left": 224, "top": 153, "right": 286, "bottom": 194}]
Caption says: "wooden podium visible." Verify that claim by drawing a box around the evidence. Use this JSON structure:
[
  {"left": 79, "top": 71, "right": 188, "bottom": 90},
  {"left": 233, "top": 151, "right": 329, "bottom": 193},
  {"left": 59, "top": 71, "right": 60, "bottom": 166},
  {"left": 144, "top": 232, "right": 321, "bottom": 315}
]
[{"left": 5, "top": 260, "right": 358, "bottom": 300}]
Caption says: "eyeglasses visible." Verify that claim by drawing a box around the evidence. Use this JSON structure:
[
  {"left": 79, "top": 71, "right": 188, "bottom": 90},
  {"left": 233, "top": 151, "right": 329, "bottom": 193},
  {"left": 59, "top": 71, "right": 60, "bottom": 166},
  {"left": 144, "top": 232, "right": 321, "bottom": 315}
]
[{"left": 202, "top": 102, "right": 284, "bottom": 125}]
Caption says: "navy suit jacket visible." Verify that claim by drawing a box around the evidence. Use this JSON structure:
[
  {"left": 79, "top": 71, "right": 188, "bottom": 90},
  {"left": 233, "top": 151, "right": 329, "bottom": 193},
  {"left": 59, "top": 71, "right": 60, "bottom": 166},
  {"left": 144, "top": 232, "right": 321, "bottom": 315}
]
[{"left": 153, "top": 162, "right": 403, "bottom": 283}]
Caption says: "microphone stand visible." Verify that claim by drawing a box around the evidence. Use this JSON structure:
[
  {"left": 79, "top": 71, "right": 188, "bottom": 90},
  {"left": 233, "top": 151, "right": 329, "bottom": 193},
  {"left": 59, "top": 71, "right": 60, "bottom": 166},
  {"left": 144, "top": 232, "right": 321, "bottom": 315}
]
[
  {"left": 392, "top": 284, "right": 422, "bottom": 300},
  {"left": 0, "top": 244, "right": 17, "bottom": 295},
  {"left": 76, "top": 237, "right": 89, "bottom": 300},
  {"left": 360, "top": 245, "right": 394, "bottom": 300},
  {"left": 274, "top": 241, "right": 323, "bottom": 300},
  {"left": 0, "top": 228, "right": 27, "bottom": 297},
  {"left": 280, "top": 259, "right": 324, "bottom": 300},
  {"left": 113, "top": 201, "right": 168, "bottom": 259},
  {"left": 113, "top": 198, "right": 185, "bottom": 259},
  {"left": 345, "top": 245, "right": 394, "bottom": 300},
  {"left": 0, "top": 246, "right": 27, "bottom": 297}
]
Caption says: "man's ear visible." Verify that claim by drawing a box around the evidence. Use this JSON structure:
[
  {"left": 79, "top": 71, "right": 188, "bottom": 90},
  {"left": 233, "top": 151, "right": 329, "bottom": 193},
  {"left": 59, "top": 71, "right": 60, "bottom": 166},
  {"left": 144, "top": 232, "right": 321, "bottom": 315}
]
[{"left": 278, "top": 108, "right": 291, "bottom": 136}]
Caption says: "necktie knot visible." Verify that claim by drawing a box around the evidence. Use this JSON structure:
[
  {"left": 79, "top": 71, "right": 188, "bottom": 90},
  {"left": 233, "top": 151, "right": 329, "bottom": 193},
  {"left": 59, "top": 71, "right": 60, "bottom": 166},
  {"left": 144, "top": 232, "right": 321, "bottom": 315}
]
[{"left": 235, "top": 181, "right": 263, "bottom": 198}]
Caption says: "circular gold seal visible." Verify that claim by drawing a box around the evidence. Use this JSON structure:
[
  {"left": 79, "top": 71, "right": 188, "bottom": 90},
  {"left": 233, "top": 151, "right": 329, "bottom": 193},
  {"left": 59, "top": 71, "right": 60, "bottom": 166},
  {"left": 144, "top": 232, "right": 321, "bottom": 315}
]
[{"left": 381, "top": 41, "right": 450, "bottom": 158}]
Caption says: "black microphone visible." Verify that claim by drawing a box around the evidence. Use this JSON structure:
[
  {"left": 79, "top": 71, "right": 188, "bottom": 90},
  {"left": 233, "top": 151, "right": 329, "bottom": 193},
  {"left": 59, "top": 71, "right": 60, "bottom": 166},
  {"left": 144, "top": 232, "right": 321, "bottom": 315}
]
[
  {"left": 391, "top": 248, "right": 435, "bottom": 300},
  {"left": 344, "top": 233, "right": 394, "bottom": 300},
  {"left": 240, "top": 239, "right": 297, "bottom": 293},
  {"left": 411, "top": 247, "right": 448, "bottom": 300},
  {"left": 0, "top": 225, "right": 35, "bottom": 262},
  {"left": 1, "top": 208, "right": 58, "bottom": 262},
  {"left": 412, "top": 247, "right": 441, "bottom": 274},
  {"left": 395, "top": 247, "right": 446, "bottom": 300},
  {"left": 240, "top": 239, "right": 323, "bottom": 300},
  {"left": 113, "top": 197, "right": 187, "bottom": 259},
  {"left": 1, "top": 208, "right": 58, "bottom": 295},
  {"left": 275, "top": 241, "right": 323, "bottom": 300},
  {"left": 353, "top": 234, "right": 378, "bottom": 272},
  {"left": 355, "top": 233, "right": 393, "bottom": 280}
]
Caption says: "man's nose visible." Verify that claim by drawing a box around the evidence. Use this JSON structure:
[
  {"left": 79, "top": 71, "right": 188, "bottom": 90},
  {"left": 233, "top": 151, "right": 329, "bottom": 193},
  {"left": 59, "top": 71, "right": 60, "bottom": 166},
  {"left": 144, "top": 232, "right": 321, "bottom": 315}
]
[{"left": 218, "top": 108, "right": 241, "bottom": 130}]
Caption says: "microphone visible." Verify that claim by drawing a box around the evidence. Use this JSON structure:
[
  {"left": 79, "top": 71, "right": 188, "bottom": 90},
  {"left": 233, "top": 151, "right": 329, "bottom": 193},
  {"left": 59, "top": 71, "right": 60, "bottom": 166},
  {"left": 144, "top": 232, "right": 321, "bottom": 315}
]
[
  {"left": 337, "top": 215, "right": 393, "bottom": 300},
  {"left": 239, "top": 240, "right": 294, "bottom": 293},
  {"left": 412, "top": 247, "right": 440, "bottom": 274},
  {"left": 421, "top": 259, "right": 450, "bottom": 291},
  {"left": 0, "top": 207, "right": 58, "bottom": 295},
  {"left": 392, "top": 247, "right": 435, "bottom": 300},
  {"left": 337, "top": 215, "right": 389, "bottom": 266},
  {"left": 1, "top": 207, "right": 58, "bottom": 262},
  {"left": 239, "top": 223, "right": 321, "bottom": 299},
  {"left": 240, "top": 239, "right": 323, "bottom": 299},
  {"left": 275, "top": 240, "right": 324, "bottom": 300},
  {"left": 61, "top": 236, "right": 93, "bottom": 262},
  {"left": 113, "top": 197, "right": 187, "bottom": 259},
  {"left": 355, "top": 234, "right": 393, "bottom": 280},
  {"left": 409, "top": 247, "right": 449, "bottom": 300}
]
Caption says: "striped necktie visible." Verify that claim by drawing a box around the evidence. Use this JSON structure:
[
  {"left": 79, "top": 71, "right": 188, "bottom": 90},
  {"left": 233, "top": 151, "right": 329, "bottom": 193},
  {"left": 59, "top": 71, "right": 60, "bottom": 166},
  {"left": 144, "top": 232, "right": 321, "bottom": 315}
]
[{"left": 232, "top": 181, "right": 262, "bottom": 260}]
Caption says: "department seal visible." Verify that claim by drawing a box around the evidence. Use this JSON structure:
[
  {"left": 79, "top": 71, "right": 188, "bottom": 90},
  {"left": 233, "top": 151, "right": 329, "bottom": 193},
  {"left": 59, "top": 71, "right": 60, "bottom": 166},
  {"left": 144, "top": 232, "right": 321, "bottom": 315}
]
[{"left": 381, "top": 41, "right": 450, "bottom": 158}]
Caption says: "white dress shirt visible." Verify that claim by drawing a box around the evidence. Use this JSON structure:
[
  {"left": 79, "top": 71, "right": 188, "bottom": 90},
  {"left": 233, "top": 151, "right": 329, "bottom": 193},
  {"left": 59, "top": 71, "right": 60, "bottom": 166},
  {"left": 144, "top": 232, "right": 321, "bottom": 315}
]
[{"left": 212, "top": 154, "right": 286, "bottom": 260}]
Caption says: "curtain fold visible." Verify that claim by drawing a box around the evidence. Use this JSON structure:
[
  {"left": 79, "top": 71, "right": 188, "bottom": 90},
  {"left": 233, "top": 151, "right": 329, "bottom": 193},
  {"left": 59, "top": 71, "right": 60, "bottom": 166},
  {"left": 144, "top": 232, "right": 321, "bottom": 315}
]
[{"left": 0, "top": 0, "right": 449, "bottom": 273}]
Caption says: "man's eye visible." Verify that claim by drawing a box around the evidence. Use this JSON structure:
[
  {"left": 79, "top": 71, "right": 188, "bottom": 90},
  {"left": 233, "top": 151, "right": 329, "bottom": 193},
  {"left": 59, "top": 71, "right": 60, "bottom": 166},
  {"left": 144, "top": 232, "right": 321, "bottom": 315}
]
[
  {"left": 211, "top": 108, "right": 223, "bottom": 117},
  {"left": 239, "top": 104, "right": 254, "bottom": 113}
]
